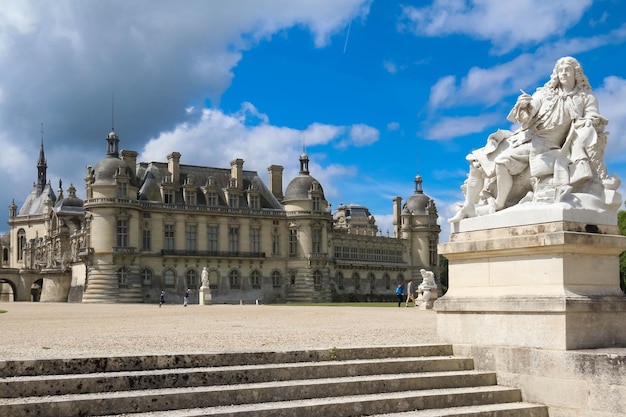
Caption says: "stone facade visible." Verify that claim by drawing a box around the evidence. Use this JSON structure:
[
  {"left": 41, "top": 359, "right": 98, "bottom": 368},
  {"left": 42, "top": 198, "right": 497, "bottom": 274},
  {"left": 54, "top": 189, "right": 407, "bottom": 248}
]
[{"left": 1, "top": 128, "right": 440, "bottom": 304}]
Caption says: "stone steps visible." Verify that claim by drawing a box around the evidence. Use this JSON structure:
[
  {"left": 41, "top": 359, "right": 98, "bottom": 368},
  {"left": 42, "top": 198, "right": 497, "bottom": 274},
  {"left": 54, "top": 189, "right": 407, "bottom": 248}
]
[{"left": 0, "top": 345, "right": 548, "bottom": 417}]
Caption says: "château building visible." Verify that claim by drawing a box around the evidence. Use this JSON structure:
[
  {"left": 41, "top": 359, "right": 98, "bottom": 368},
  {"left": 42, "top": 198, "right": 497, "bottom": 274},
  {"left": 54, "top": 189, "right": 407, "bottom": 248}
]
[{"left": 0, "top": 127, "right": 440, "bottom": 304}]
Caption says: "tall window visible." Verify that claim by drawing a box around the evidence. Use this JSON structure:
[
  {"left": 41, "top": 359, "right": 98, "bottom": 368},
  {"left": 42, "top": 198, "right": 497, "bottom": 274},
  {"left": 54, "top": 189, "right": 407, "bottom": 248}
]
[
  {"left": 207, "top": 193, "right": 218, "bottom": 207},
  {"left": 117, "top": 182, "right": 128, "bottom": 198},
  {"left": 163, "top": 269, "right": 175, "bottom": 287},
  {"left": 312, "top": 196, "right": 321, "bottom": 212},
  {"left": 250, "top": 228, "right": 260, "bottom": 254},
  {"left": 383, "top": 273, "right": 391, "bottom": 290},
  {"left": 164, "top": 224, "right": 175, "bottom": 251},
  {"left": 312, "top": 228, "right": 322, "bottom": 254},
  {"left": 229, "top": 194, "right": 239, "bottom": 208},
  {"left": 249, "top": 194, "right": 260, "bottom": 210},
  {"left": 17, "top": 229, "right": 25, "bottom": 261},
  {"left": 313, "top": 270, "right": 322, "bottom": 289},
  {"left": 272, "top": 233, "right": 280, "bottom": 255},
  {"left": 352, "top": 272, "right": 360, "bottom": 290},
  {"left": 186, "top": 225, "right": 197, "bottom": 251},
  {"left": 116, "top": 220, "right": 128, "bottom": 247},
  {"left": 186, "top": 191, "right": 197, "bottom": 206},
  {"left": 250, "top": 270, "right": 261, "bottom": 288},
  {"left": 271, "top": 270, "right": 282, "bottom": 288},
  {"left": 186, "top": 269, "right": 198, "bottom": 288},
  {"left": 289, "top": 229, "right": 298, "bottom": 257},
  {"left": 429, "top": 238, "right": 437, "bottom": 266},
  {"left": 368, "top": 273, "right": 376, "bottom": 290},
  {"left": 142, "top": 229, "right": 151, "bottom": 251},
  {"left": 117, "top": 267, "right": 129, "bottom": 288},
  {"left": 164, "top": 189, "right": 174, "bottom": 204},
  {"left": 336, "top": 272, "right": 344, "bottom": 290},
  {"left": 141, "top": 268, "right": 152, "bottom": 286},
  {"left": 229, "top": 269, "right": 241, "bottom": 289},
  {"left": 228, "top": 227, "right": 239, "bottom": 253},
  {"left": 207, "top": 225, "right": 218, "bottom": 252}
]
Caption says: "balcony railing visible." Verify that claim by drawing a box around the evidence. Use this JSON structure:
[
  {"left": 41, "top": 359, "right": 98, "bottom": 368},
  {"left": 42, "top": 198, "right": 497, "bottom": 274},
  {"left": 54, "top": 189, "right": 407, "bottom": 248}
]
[
  {"left": 112, "top": 247, "right": 138, "bottom": 254},
  {"left": 161, "top": 250, "right": 265, "bottom": 258}
]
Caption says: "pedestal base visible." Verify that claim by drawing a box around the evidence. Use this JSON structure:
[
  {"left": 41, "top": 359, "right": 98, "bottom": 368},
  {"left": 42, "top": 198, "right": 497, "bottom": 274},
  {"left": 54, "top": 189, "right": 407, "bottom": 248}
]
[
  {"left": 199, "top": 288, "right": 212, "bottom": 305},
  {"left": 438, "top": 211, "right": 626, "bottom": 350}
]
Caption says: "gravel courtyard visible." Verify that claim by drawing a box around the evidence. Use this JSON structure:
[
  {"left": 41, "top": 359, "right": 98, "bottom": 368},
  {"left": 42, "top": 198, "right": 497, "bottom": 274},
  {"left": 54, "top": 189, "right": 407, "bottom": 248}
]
[{"left": 0, "top": 303, "right": 440, "bottom": 360}]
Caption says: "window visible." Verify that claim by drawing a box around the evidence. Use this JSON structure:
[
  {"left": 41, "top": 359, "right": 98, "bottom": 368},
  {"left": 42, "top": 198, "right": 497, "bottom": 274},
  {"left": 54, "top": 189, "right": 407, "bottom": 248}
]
[
  {"left": 228, "top": 227, "right": 239, "bottom": 253},
  {"left": 186, "top": 225, "right": 197, "bottom": 251},
  {"left": 186, "top": 269, "right": 198, "bottom": 289},
  {"left": 383, "top": 273, "right": 391, "bottom": 290},
  {"left": 207, "top": 225, "right": 218, "bottom": 252},
  {"left": 250, "top": 228, "right": 260, "bottom": 254},
  {"left": 2, "top": 247, "right": 8, "bottom": 263},
  {"left": 163, "top": 269, "right": 176, "bottom": 287},
  {"left": 250, "top": 270, "right": 261, "bottom": 288},
  {"left": 368, "top": 273, "right": 376, "bottom": 290},
  {"left": 117, "top": 267, "right": 129, "bottom": 288},
  {"left": 142, "top": 229, "right": 151, "bottom": 251},
  {"left": 207, "top": 193, "right": 218, "bottom": 207},
  {"left": 313, "top": 270, "right": 322, "bottom": 289},
  {"left": 272, "top": 233, "right": 280, "bottom": 255},
  {"left": 352, "top": 272, "right": 360, "bottom": 290},
  {"left": 117, "top": 182, "right": 128, "bottom": 198},
  {"left": 116, "top": 220, "right": 128, "bottom": 247},
  {"left": 312, "top": 196, "right": 321, "bottom": 212},
  {"left": 229, "top": 194, "right": 239, "bottom": 208},
  {"left": 429, "top": 238, "right": 437, "bottom": 266},
  {"left": 312, "top": 228, "right": 322, "bottom": 254},
  {"left": 229, "top": 269, "right": 241, "bottom": 289},
  {"left": 17, "top": 229, "right": 25, "bottom": 261},
  {"left": 249, "top": 194, "right": 260, "bottom": 210},
  {"left": 186, "top": 191, "right": 197, "bottom": 206},
  {"left": 141, "top": 268, "right": 152, "bottom": 286},
  {"left": 164, "top": 189, "right": 174, "bottom": 204},
  {"left": 272, "top": 271, "right": 282, "bottom": 288},
  {"left": 289, "top": 229, "right": 298, "bottom": 257},
  {"left": 336, "top": 272, "right": 344, "bottom": 290},
  {"left": 164, "top": 224, "right": 175, "bottom": 251}
]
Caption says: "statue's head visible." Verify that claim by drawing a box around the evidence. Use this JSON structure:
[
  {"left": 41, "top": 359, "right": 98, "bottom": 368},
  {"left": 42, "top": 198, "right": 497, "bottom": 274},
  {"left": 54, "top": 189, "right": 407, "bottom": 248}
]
[{"left": 547, "top": 56, "right": 591, "bottom": 91}]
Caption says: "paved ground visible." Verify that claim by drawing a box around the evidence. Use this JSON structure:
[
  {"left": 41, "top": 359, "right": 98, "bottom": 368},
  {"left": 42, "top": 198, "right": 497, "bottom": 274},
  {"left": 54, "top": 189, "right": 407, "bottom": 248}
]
[{"left": 0, "top": 303, "right": 440, "bottom": 360}]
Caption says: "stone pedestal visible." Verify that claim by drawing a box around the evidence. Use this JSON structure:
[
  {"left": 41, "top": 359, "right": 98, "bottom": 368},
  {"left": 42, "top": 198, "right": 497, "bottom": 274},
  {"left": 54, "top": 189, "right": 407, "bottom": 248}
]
[
  {"left": 199, "top": 288, "right": 212, "bottom": 305},
  {"left": 39, "top": 269, "right": 72, "bottom": 302},
  {"left": 437, "top": 207, "right": 626, "bottom": 350}
]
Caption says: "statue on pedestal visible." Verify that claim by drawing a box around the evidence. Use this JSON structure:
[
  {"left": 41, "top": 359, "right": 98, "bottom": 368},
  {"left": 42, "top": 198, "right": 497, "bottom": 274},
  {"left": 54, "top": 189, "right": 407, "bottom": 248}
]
[
  {"left": 201, "top": 267, "right": 210, "bottom": 290},
  {"left": 417, "top": 269, "right": 438, "bottom": 309},
  {"left": 449, "top": 56, "right": 621, "bottom": 223}
]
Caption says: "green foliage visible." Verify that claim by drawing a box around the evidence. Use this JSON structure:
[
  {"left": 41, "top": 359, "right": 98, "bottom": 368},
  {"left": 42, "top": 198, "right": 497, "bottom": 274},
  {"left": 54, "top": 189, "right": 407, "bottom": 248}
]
[
  {"left": 438, "top": 255, "right": 449, "bottom": 294},
  {"left": 618, "top": 211, "right": 626, "bottom": 294},
  {"left": 329, "top": 347, "right": 339, "bottom": 361}
]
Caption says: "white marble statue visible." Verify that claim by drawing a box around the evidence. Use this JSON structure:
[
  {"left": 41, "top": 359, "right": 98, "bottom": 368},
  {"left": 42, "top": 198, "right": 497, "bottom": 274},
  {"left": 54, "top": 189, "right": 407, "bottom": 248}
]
[
  {"left": 417, "top": 269, "right": 438, "bottom": 309},
  {"left": 201, "top": 267, "right": 210, "bottom": 289},
  {"left": 450, "top": 56, "right": 621, "bottom": 223}
]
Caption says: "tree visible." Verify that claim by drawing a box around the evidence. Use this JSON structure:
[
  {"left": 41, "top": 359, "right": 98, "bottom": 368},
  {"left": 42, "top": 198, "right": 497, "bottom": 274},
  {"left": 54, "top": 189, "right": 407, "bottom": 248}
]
[{"left": 438, "top": 255, "right": 448, "bottom": 295}]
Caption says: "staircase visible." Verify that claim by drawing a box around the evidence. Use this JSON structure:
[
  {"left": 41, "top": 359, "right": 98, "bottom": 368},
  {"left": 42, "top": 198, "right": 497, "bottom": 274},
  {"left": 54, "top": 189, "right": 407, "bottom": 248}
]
[{"left": 0, "top": 345, "right": 548, "bottom": 417}]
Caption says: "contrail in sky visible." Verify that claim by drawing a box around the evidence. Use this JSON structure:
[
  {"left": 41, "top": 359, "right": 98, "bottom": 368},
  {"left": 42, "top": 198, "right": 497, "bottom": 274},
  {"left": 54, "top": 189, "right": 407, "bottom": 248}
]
[{"left": 343, "top": 20, "right": 352, "bottom": 54}]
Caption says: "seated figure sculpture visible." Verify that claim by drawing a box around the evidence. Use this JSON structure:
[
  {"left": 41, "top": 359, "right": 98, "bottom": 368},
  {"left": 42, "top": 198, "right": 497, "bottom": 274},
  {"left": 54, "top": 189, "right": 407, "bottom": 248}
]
[{"left": 449, "top": 56, "right": 621, "bottom": 223}]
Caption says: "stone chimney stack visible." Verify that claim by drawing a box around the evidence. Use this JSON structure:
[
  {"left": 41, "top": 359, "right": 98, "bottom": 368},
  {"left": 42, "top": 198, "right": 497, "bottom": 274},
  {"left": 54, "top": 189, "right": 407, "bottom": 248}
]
[
  {"left": 230, "top": 158, "right": 244, "bottom": 190},
  {"left": 392, "top": 196, "right": 403, "bottom": 239},
  {"left": 267, "top": 165, "right": 284, "bottom": 200},
  {"left": 121, "top": 150, "right": 138, "bottom": 175},
  {"left": 167, "top": 152, "right": 181, "bottom": 184}
]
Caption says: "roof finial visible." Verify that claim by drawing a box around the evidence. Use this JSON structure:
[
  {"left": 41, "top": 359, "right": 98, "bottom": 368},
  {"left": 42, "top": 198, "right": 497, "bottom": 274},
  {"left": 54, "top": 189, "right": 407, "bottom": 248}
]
[{"left": 111, "top": 92, "right": 115, "bottom": 132}]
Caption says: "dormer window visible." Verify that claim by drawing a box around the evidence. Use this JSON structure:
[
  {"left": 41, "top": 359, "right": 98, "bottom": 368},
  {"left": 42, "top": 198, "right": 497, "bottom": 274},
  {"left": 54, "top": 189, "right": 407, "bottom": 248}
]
[
  {"left": 164, "top": 189, "right": 174, "bottom": 204},
  {"left": 117, "top": 182, "right": 128, "bottom": 198},
  {"left": 312, "top": 196, "right": 321, "bottom": 212},
  {"left": 185, "top": 191, "right": 197, "bottom": 206},
  {"left": 207, "top": 192, "right": 218, "bottom": 207}
]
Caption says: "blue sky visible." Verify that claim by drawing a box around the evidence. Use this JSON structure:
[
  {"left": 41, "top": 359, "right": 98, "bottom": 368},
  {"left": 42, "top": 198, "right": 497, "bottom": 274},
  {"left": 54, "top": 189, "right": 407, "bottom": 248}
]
[{"left": 1, "top": 0, "right": 626, "bottom": 242}]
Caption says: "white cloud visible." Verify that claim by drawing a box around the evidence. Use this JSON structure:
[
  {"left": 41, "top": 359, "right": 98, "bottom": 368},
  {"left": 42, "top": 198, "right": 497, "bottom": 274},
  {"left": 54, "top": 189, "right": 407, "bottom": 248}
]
[
  {"left": 595, "top": 76, "right": 626, "bottom": 162},
  {"left": 387, "top": 122, "right": 400, "bottom": 131},
  {"left": 424, "top": 113, "right": 502, "bottom": 141},
  {"left": 349, "top": 124, "right": 379, "bottom": 147},
  {"left": 383, "top": 60, "right": 398, "bottom": 74},
  {"left": 400, "top": 0, "right": 593, "bottom": 53}
]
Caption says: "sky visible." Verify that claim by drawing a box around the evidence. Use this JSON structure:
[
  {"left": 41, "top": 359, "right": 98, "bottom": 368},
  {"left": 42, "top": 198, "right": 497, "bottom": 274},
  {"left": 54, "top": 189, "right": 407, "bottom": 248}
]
[{"left": 1, "top": 0, "right": 626, "bottom": 242}]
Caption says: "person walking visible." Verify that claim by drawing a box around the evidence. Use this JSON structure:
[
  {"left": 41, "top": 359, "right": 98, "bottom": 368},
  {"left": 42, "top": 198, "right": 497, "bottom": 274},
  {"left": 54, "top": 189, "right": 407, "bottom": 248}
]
[
  {"left": 183, "top": 289, "right": 189, "bottom": 307},
  {"left": 405, "top": 279, "right": 416, "bottom": 307},
  {"left": 395, "top": 281, "right": 404, "bottom": 307},
  {"left": 159, "top": 290, "right": 165, "bottom": 307}
]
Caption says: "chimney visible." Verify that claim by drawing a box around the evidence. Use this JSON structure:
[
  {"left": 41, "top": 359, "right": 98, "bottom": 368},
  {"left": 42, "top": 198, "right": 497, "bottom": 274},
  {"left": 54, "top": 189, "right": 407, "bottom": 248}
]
[
  {"left": 167, "top": 152, "right": 181, "bottom": 184},
  {"left": 392, "top": 196, "right": 402, "bottom": 238},
  {"left": 230, "top": 158, "right": 244, "bottom": 190},
  {"left": 267, "top": 165, "right": 284, "bottom": 200},
  {"left": 121, "top": 150, "right": 138, "bottom": 176}
]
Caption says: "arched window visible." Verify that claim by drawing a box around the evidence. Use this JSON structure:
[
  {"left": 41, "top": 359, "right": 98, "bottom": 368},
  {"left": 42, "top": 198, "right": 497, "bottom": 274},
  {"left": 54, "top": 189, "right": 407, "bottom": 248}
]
[
  {"left": 117, "top": 267, "right": 129, "bottom": 288},
  {"left": 272, "top": 270, "right": 282, "bottom": 288},
  {"left": 17, "top": 229, "right": 26, "bottom": 261},
  {"left": 383, "top": 273, "right": 391, "bottom": 290},
  {"left": 141, "top": 268, "right": 153, "bottom": 286},
  {"left": 2, "top": 247, "right": 8, "bottom": 263},
  {"left": 250, "top": 270, "right": 262, "bottom": 289},
  {"left": 337, "top": 272, "right": 344, "bottom": 290},
  {"left": 229, "top": 269, "right": 241, "bottom": 289},
  {"left": 186, "top": 269, "right": 198, "bottom": 289},
  {"left": 313, "top": 270, "right": 322, "bottom": 290},
  {"left": 352, "top": 272, "right": 360, "bottom": 290},
  {"left": 163, "top": 269, "right": 176, "bottom": 288},
  {"left": 368, "top": 273, "right": 376, "bottom": 290}
]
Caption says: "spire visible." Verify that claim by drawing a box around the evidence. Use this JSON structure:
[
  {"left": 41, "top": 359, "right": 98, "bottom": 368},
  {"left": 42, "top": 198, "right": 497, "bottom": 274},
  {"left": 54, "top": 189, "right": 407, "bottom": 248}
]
[
  {"left": 37, "top": 123, "right": 47, "bottom": 196},
  {"left": 106, "top": 94, "right": 120, "bottom": 157}
]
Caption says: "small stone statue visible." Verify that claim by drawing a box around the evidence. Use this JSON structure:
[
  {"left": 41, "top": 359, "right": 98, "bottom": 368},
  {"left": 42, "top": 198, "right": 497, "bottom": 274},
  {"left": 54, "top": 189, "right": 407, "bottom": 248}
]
[
  {"left": 201, "top": 267, "right": 210, "bottom": 290},
  {"left": 417, "top": 269, "right": 438, "bottom": 309}
]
